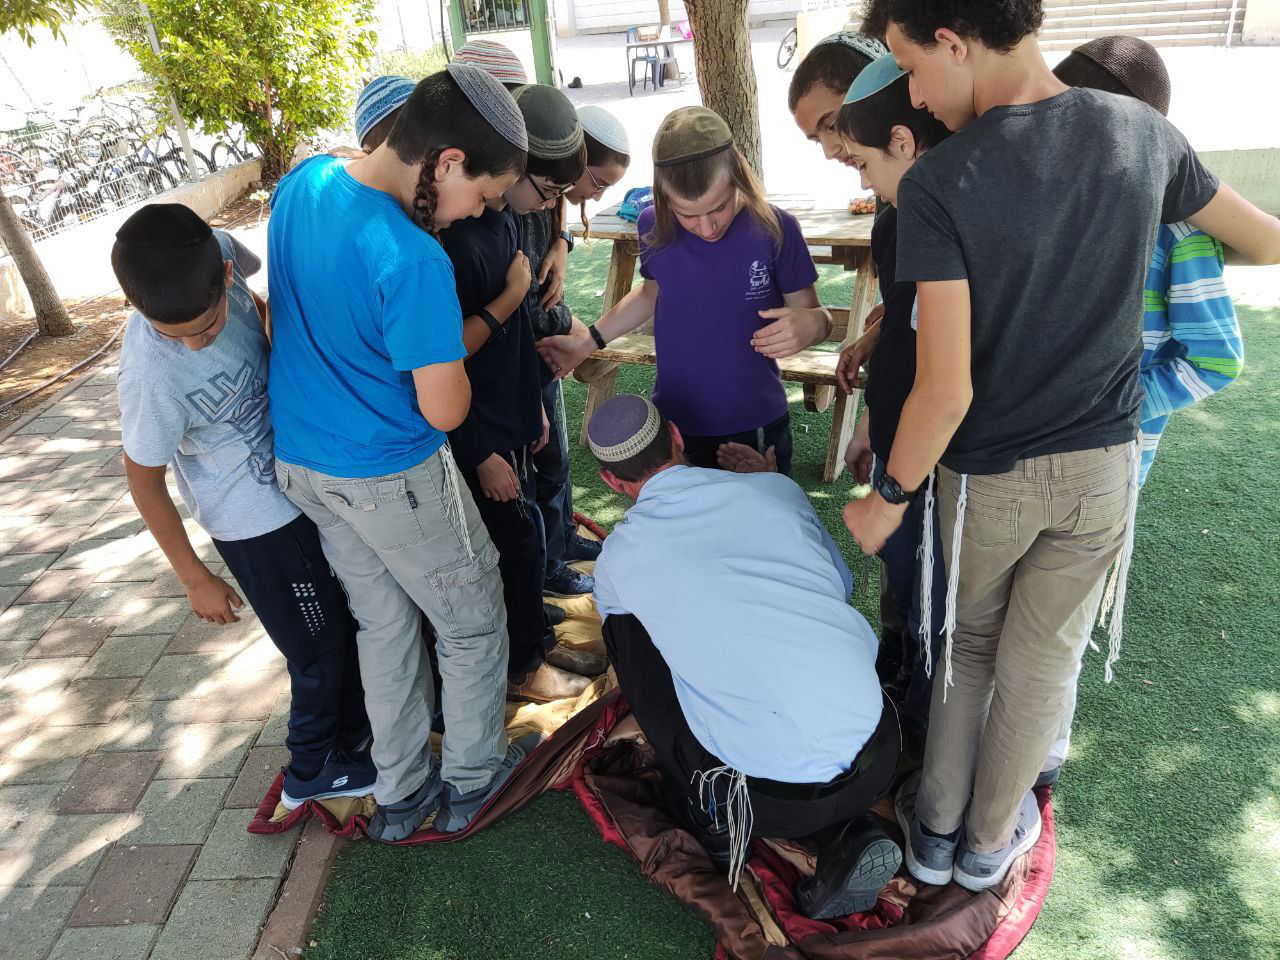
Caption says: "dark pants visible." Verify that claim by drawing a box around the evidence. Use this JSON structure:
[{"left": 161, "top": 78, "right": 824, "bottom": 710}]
[
  {"left": 602, "top": 613, "right": 899, "bottom": 843},
  {"left": 463, "top": 446, "right": 554, "bottom": 677},
  {"left": 213, "top": 513, "right": 370, "bottom": 779},
  {"left": 682, "top": 412, "right": 795, "bottom": 478},
  {"left": 872, "top": 459, "right": 945, "bottom": 738},
  {"left": 533, "top": 375, "right": 576, "bottom": 574}
]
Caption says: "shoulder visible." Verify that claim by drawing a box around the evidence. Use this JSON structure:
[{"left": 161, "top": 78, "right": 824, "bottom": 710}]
[
  {"left": 274, "top": 154, "right": 338, "bottom": 200},
  {"left": 637, "top": 205, "right": 657, "bottom": 234}
]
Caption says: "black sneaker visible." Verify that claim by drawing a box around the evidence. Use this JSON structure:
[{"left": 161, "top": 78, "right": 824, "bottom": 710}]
[
  {"left": 798, "top": 820, "right": 902, "bottom": 919},
  {"left": 543, "top": 602, "right": 567, "bottom": 627},
  {"left": 281, "top": 750, "right": 376, "bottom": 811},
  {"left": 366, "top": 771, "right": 443, "bottom": 844},
  {"left": 544, "top": 563, "right": 594, "bottom": 598},
  {"left": 565, "top": 534, "right": 603, "bottom": 563}
]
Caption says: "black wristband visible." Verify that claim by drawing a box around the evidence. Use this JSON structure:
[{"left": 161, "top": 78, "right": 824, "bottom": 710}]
[
  {"left": 478, "top": 308, "right": 505, "bottom": 340},
  {"left": 560, "top": 229, "right": 575, "bottom": 254},
  {"left": 589, "top": 325, "right": 607, "bottom": 350}
]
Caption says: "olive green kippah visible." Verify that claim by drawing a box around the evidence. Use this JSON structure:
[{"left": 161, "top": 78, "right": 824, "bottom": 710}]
[
  {"left": 511, "top": 84, "right": 584, "bottom": 160},
  {"left": 652, "top": 106, "right": 732, "bottom": 167}
]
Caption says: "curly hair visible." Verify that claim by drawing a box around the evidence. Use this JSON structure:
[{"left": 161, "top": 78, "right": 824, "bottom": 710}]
[
  {"left": 885, "top": 0, "right": 1044, "bottom": 52},
  {"left": 859, "top": 0, "right": 891, "bottom": 42}
]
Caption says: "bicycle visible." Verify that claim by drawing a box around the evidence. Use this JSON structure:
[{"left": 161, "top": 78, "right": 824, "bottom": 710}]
[{"left": 777, "top": 26, "right": 799, "bottom": 69}]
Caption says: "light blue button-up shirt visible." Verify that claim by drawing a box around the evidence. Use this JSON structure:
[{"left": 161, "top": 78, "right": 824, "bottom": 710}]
[{"left": 593, "top": 465, "right": 882, "bottom": 784}]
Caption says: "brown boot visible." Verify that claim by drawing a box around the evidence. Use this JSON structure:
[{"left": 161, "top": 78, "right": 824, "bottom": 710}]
[
  {"left": 544, "top": 644, "right": 608, "bottom": 678},
  {"left": 507, "top": 662, "right": 591, "bottom": 704}
]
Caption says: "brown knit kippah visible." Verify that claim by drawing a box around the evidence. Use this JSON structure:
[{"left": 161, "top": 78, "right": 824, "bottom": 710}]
[
  {"left": 1071, "top": 36, "right": 1171, "bottom": 116},
  {"left": 652, "top": 106, "right": 732, "bottom": 167}
]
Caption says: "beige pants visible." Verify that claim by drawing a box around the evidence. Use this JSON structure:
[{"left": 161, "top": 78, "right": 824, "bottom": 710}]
[{"left": 918, "top": 445, "right": 1134, "bottom": 852}]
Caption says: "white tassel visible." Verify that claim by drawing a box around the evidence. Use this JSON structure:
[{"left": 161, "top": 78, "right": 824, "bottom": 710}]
[
  {"left": 693, "top": 766, "right": 754, "bottom": 891},
  {"left": 942, "top": 475, "right": 968, "bottom": 701},
  {"left": 437, "top": 442, "right": 475, "bottom": 561},
  {"left": 917, "top": 471, "right": 937, "bottom": 678},
  {"left": 1101, "top": 442, "right": 1141, "bottom": 683}
]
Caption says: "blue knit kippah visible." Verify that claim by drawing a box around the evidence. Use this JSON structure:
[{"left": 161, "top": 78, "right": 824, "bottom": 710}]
[
  {"left": 844, "top": 52, "right": 907, "bottom": 104},
  {"left": 354, "top": 75, "right": 415, "bottom": 145}
]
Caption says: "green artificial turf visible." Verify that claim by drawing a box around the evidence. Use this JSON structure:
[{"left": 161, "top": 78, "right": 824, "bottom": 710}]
[{"left": 308, "top": 239, "right": 1280, "bottom": 960}]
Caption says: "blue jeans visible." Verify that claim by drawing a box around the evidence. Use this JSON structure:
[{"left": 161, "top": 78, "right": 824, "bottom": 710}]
[{"left": 872, "top": 458, "right": 945, "bottom": 737}]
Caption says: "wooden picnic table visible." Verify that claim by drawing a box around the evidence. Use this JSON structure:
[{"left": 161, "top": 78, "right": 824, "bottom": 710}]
[{"left": 569, "top": 197, "right": 878, "bottom": 483}]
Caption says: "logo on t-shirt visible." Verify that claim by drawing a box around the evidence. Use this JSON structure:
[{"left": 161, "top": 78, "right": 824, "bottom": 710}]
[
  {"left": 745, "top": 260, "right": 772, "bottom": 301},
  {"left": 185, "top": 359, "right": 276, "bottom": 485}
]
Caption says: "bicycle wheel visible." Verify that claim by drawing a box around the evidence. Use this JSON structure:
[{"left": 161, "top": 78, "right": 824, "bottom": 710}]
[{"left": 778, "top": 27, "right": 798, "bottom": 69}]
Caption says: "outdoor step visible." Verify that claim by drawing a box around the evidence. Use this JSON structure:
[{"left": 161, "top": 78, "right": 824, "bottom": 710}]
[{"left": 1040, "top": 0, "right": 1245, "bottom": 47}]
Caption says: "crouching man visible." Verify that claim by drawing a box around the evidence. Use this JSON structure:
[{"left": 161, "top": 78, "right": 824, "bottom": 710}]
[{"left": 587, "top": 394, "right": 901, "bottom": 918}]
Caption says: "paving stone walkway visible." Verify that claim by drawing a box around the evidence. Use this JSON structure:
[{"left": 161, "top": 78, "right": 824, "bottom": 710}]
[{"left": 0, "top": 363, "right": 316, "bottom": 960}]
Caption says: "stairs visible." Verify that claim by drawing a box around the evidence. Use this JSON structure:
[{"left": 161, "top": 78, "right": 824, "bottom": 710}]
[{"left": 1040, "top": 0, "right": 1248, "bottom": 48}]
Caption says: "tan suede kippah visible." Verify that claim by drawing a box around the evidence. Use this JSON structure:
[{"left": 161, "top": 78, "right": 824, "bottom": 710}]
[{"left": 652, "top": 106, "right": 732, "bottom": 167}]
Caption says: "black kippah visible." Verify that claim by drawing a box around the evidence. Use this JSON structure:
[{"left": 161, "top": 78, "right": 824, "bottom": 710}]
[{"left": 115, "top": 203, "right": 213, "bottom": 248}]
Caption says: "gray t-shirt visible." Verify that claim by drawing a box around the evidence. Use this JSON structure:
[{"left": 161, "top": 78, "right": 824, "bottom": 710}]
[
  {"left": 896, "top": 87, "right": 1219, "bottom": 475},
  {"left": 117, "top": 230, "right": 299, "bottom": 541}
]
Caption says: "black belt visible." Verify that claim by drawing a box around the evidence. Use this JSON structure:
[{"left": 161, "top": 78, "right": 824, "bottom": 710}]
[{"left": 745, "top": 696, "right": 899, "bottom": 803}]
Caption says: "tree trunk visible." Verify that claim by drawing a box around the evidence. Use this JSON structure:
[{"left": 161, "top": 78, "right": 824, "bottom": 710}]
[
  {"left": 0, "top": 191, "right": 74, "bottom": 337},
  {"left": 656, "top": 0, "right": 680, "bottom": 82},
  {"left": 683, "top": 0, "right": 762, "bottom": 176}
]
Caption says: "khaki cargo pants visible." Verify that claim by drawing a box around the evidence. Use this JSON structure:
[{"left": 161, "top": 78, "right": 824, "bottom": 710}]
[{"left": 918, "top": 444, "right": 1135, "bottom": 852}]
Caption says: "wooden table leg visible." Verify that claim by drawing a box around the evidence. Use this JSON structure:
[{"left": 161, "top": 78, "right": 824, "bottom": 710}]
[
  {"left": 574, "top": 238, "right": 639, "bottom": 444},
  {"left": 823, "top": 252, "right": 877, "bottom": 483}
]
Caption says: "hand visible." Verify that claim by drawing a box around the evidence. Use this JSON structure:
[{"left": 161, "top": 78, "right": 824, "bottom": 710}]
[
  {"left": 536, "top": 322, "right": 596, "bottom": 380},
  {"left": 538, "top": 238, "right": 568, "bottom": 309},
  {"left": 506, "top": 251, "right": 531, "bottom": 295},
  {"left": 837, "top": 326, "right": 880, "bottom": 394},
  {"left": 532, "top": 405, "right": 551, "bottom": 454},
  {"left": 327, "top": 145, "right": 367, "bottom": 160},
  {"left": 843, "top": 492, "right": 908, "bottom": 555},
  {"left": 751, "top": 306, "right": 830, "bottom": 359},
  {"left": 716, "top": 442, "right": 777, "bottom": 473},
  {"left": 844, "top": 415, "right": 874, "bottom": 484},
  {"left": 185, "top": 569, "right": 245, "bottom": 624},
  {"left": 861, "top": 302, "right": 884, "bottom": 332},
  {"left": 477, "top": 453, "right": 520, "bottom": 502}
]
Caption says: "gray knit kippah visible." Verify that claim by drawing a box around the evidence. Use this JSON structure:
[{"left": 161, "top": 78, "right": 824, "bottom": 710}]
[
  {"left": 588, "top": 394, "right": 661, "bottom": 464},
  {"left": 816, "top": 31, "right": 887, "bottom": 63},
  {"left": 445, "top": 62, "right": 528, "bottom": 152},
  {"left": 512, "top": 84, "right": 583, "bottom": 160},
  {"left": 577, "top": 105, "right": 629, "bottom": 157}
]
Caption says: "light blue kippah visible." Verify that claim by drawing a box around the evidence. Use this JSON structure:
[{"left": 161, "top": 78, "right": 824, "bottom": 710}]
[
  {"left": 354, "top": 75, "right": 416, "bottom": 145},
  {"left": 844, "top": 52, "right": 907, "bottom": 104}
]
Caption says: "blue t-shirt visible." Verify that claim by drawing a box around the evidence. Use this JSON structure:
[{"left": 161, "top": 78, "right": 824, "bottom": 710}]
[{"left": 266, "top": 155, "right": 466, "bottom": 478}]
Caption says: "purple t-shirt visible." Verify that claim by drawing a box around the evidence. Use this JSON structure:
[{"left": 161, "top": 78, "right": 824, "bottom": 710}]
[{"left": 638, "top": 204, "right": 818, "bottom": 436}]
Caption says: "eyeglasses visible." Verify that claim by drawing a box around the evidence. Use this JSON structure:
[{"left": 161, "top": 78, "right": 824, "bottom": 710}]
[{"left": 525, "top": 174, "right": 571, "bottom": 204}]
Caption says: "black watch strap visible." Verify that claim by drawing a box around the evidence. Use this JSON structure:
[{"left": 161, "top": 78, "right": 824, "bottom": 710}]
[
  {"left": 560, "top": 229, "right": 575, "bottom": 254},
  {"left": 875, "top": 471, "right": 916, "bottom": 505},
  {"left": 478, "top": 308, "right": 505, "bottom": 339},
  {"left": 589, "top": 325, "right": 607, "bottom": 350}
]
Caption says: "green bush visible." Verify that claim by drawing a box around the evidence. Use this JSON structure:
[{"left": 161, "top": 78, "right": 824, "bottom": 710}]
[{"left": 376, "top": 46, "right": 448, "bottom": 80}]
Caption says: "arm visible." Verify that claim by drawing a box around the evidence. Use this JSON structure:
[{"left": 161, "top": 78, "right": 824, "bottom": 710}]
[
  {"left": 843, "top": 279, "right": 972, "bottom": 554},
  {"left": 836, "top": 305, "right": 884, "bottom": 394},
  {"left": 124, "top": 456, "right": 244, "bottom": 623},
  {"left": 412, "top": 359, "right": 471, "bottom": 432},
  {"left": 1187, "top": 185, "right": 1280, "bottom": 266},
  {"left": 535, "top": 279, "right": 659, "bottom": 377},
  {"left": 750, "top": 284, "right": 833, "bottom": 359},
  {"left": 461, "top": 251, "right": 531, "bottom": 357}
]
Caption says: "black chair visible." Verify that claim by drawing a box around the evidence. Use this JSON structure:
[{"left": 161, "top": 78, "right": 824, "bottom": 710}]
[{"left": 626, "top": 27, "right": 659, "bottom": 95}]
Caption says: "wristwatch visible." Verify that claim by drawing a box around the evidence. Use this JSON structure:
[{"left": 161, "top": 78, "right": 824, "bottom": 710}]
[
  {"left": 875, "top": 471, "right": 917, "bottom": 505},
  {"left": 560, "top": 229, "right": 575, "bottom": 254}
]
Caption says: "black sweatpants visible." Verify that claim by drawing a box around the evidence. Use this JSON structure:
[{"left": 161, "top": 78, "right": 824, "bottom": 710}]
[
  {"left": 602, "top": 613, "right": 898, "bottom": 842},
  {"left": 533, "top": 374, "right": 576, "bottom": 574},
  {"left": 681, "top": 412, "right": 795, "bottom": 478},
  {"left": 463, "top": 446, "right": 555, "bottom": 677},
  {"left": 213, "top": 513, "right": 370, "bottom": 779}
]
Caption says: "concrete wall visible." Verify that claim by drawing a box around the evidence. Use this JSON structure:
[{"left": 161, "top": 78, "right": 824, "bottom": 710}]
[
  {"left": 1244, "top": 0, "right": 1280, "bottom": 42},
  {"left": 554, "top": 0, "right": 799, "bottom": 36},
  {"left": 1202, "top": 149, "right": 1280, "bottom": 214},
  {"left": 1, "top": 159, "right": 262, "bottom": 324}
]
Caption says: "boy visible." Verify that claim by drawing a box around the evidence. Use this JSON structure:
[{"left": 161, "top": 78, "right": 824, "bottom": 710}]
[
  {"left": 113, "top": 203, "right": 373, "bottom": 810},
  {"left": 787, "top": 31, "right": 886, "bottom": 172},
  {"left": 844, "top": 0, "right": 1280, "bottom": 892}
]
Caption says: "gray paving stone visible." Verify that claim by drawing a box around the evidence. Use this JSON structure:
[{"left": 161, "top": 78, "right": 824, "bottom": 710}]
[
  {"left": 51, "top": 539, "right": 148, "bottom": 571},
  {"left": 0, "top": 811, "right": 139, "bottom": 886},
  {"left": 43, "top": 501, "right": 114, "bottom": 529},
  {"left": 0, "top": 585, "right": 24, "bottom": 612},
  {"left": 0, "top": 602, "right": 72, "bottom": 642},
  {"left": 155, "top": 722, "right": 258, "bottom": 780},
  {"left": 57, "top": 449, "right": 116, "bottom": 469},
  {"left": 191, "top": 673, "right": 286, "bottom": 724},
  {"left": 0, "top": 726, "right": 107, "bottom": 786},
  {"left": 166, "top": 613, "right": 265, "bottom": 655},
  {"left": 0, "top": 782, "right": 61, "bottom": 835},
  {"left": 0, "top": 885, "right": 83, "bottom": 960},
  {"left": 91, "top": 555, "right": 174, "bottom": 585},
  {"left": 25, "top": 618, "right": 116, "bottom": 659},
  {"left": 98, "top": 700, "right": 202, "bottom": 752},
  {"left": 126, "top": 778, "right": 232, "bottom": 845},
  {"left": 69, "top": 842, "right": 198, "bottom": 927},
  {"left": 132, "top": 655, "right": 220, "bottom": 701},
  {"left": 190, "top": 808, "right": 296, "bottom": 881},
  {"left": 0, "top": 553, "right": 59, "bottom": 587},
  {"left": 0, "top": 516, "right": 44, "bottom": 538},
  {"left": 14, "top": 570, "right": 96, "bottom": 605},
  {"left": 65, "top": 476, "right": 128, "bottom": 504},
  {"left": 13, "top": 417, "right": 73, "bottom": 437},
  {"left": 255, "top": 691, "right": 290, "bottom": 748},
  {"left": 0, "top": 455, "right": 66, "bottom": 480},
  {"left": 66, "top": 590, "right": 187, "bottom": 637},
  {"left": 78, "top": 635, "right": 170, "bottom": 679},
  {"left": 0, "top": 434, "right": 48, "bottom": 453},
  {"left": 81, "top": 514, "right": 145, "bottom": 541},
  {"left": 0, "top": 656, "right": 85, "bottom": 699},
  {"left": 4, "top": 525, "right": 92, "bottom": 557},
  {"left": 28, "top": 436, "right": 106, "bottom": 457},
  {"left": 93, "top": 459, "right": 127, "bottom": 478},
  {"left": 0, "top": 641, "right": 33, "bottom": 674},
  {"left": 150, "top": 878, "right": 279, "bottom": 960},
  {"left": 224, "top": 746, "right": 290, "bottom": 809},
  {"left": 53, "top": 751, "right": 160, "bottom": 813},
  {"left": 42, "top": 465, "right": 105, "bottom": 494},
  {"left": 47, "top": 924, "right": 161, "bottom": 960},
  {"left": 46, "top": 678, "right": 140, "bottom": 727}
]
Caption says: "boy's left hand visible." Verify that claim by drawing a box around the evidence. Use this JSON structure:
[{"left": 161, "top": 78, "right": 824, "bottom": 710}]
[
  {"left": 532, "top": 405, "right": 551, "bottom": 454},
  {"left": 752, "top": 307, "right": 830, "bottom": 359},
  {"left": 539, "top": 238, "right": 569, "bottom": 308}
]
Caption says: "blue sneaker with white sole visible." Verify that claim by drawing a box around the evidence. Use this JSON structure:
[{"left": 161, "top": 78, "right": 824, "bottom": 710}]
[{"left": 280, "top": 749, "right": 377, "bottom": 811}]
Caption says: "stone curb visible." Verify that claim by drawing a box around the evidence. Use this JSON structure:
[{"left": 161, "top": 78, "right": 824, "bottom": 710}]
[{"left": 252, "top": 820, "right": 346, "bottom": 960}]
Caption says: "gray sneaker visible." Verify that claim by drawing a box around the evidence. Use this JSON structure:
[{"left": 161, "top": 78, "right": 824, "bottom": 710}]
[
  {"left": 435, "top": 732, "right": 545, "bottom": 833},
  {"left": 367, "top": 770, "right": 442, "bottom": 844},
  {"left": 895, "top": 770, "right": 958, "bottom": 887},
  {"left": 953, "top": 789, "right": 1042, "bottom": 893}
]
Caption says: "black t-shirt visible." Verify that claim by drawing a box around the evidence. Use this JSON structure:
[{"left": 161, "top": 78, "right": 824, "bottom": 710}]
[
  {"left": 865, "top": 206, "right": 918, "bottom": 460},
  {"left": 439, "top": 207, "right": 543, "bottom": 471},
  {"left": 896, "top": 87, "right": 1219, "bottom": 475}
]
